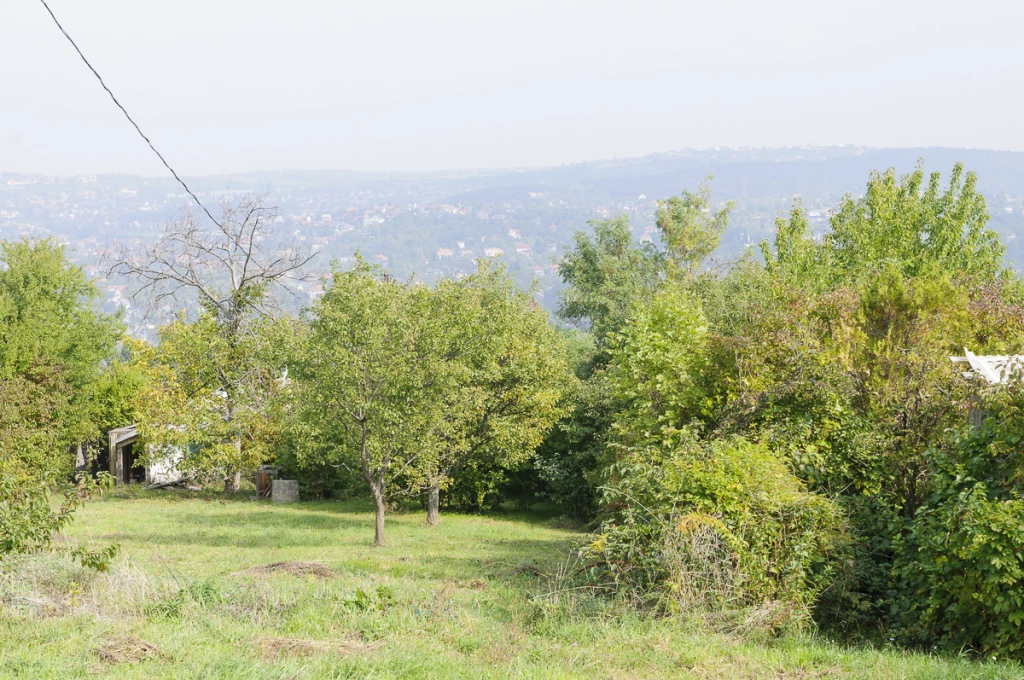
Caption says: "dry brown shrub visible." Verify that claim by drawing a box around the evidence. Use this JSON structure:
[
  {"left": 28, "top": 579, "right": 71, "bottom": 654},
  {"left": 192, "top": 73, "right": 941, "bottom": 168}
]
[
  {"left": 238, "top": 561, "right": 332, "bottom": 579},
  {"left": 95, "top": 636, "right": 167, "bottom": 664}
]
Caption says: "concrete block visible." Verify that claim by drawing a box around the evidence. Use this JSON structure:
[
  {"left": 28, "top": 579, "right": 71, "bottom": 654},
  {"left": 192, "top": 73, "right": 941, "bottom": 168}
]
[{"left": 271, "top": 479, "right": 299, "bottom": 503}]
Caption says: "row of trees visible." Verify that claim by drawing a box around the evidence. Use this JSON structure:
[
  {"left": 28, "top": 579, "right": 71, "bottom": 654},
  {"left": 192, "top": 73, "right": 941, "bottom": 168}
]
[
  {"left": 100, "top": 201, "right": 570, "bottom": 546},
  {"left": 0, "top": 197, "right": 571, "bottom": 555},
  {"left": 291, "top": 260, "right": 569, "bottom": 544}
]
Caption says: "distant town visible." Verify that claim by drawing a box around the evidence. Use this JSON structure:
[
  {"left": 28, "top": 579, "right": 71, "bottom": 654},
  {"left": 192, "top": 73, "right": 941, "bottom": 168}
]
[{"left": 5, "top": 146, "right": 1024, "bottom": 335}]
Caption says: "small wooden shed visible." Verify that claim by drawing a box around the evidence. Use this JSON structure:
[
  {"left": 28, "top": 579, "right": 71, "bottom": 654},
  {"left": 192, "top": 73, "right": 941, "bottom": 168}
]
[{"left": 108, "top": 425, "right": 181, "bottom": 485}]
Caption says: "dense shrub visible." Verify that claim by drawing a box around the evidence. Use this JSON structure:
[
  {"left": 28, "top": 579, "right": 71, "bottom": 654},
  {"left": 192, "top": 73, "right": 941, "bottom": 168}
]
[
  {"left": 895, "top": 388, "right": 1024, "bottom": 658},
  {"left": 897, "top": 480, "right": 1024, "bottom": 658},
  {"left": 585, "top": 435, "right": 843, "bottom": 624},
  {"left": 272, "top": 429, "right": 363, "bottom": 501},
  {"left": 533, "top": 350, "right": 615, "bottom": 520}
]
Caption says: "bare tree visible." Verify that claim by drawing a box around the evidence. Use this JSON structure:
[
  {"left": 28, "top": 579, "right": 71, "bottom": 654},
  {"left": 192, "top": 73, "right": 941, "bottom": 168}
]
[
  {"left": 109, "top": 196, "right": 315, "bottom": 492},
  {"left": 109, "top": 196, "right": 314, "bottom": 326}
]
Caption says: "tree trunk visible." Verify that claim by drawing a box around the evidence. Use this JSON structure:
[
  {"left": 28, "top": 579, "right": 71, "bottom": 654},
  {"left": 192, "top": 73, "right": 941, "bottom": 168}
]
[
  {"left": 224, "top": 470, "right": 241, "bottom": 493},
  {"left": 426, "top": 482, "right": 440, "bottom": 527},
  {"left": 372, "top": 485, "right": 386, "bottom": 547}
]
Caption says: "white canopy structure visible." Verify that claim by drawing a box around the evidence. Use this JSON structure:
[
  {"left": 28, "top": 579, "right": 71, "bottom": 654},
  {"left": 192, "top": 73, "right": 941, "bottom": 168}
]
[{"left": 950, "top": 349, "right": 1024, "bottom": 385}]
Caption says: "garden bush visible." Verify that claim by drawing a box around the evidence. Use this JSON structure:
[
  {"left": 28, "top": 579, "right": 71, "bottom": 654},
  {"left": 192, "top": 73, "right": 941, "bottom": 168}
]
[{"left": 585, "top": 435, "right": 843, "bottom": 627}]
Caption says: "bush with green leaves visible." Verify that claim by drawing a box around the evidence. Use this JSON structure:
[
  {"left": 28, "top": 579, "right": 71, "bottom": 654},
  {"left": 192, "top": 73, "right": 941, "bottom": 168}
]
[
  {"left": 0, "top": 473, "right": 117, "bottom": 569},
  {"left": 586, "top": 435, "right": 843, "bottom": 624},
  {"left": 0, "top": 238, "right": 122, "bottom": 568},
  {"left": 893, "top": 381, "right": 1024, "bottom": 659}
]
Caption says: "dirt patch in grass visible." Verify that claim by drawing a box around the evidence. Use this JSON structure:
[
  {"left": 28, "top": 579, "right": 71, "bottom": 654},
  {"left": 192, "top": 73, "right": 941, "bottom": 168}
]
[
  {"left": 444, "top": 577, "right": 488, "bottom": 591},
  {"left": 514, "top": 564, "right": 545, "bottom": 577},
  {"left": 254, "top": 636, "right": 374, "bottom": 660},
  {"left": 95, "top": 636, "right": 167, "bottom": 664},
  {"left": 237, "top": 561, "right": 333, "bottom": 579},
  {"left": 689, "top": 666, "right": 845, "bottom": 680}
]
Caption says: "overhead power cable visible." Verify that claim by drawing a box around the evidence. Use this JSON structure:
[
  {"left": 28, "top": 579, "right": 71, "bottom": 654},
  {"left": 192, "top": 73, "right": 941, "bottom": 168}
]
[{"left": 37, "top": 0, "right": 222, "bottom": 227}]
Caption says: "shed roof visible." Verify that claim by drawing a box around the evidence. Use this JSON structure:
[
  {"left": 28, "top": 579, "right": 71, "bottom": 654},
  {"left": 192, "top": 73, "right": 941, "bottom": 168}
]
[{"left": 109, "top": 424, "right": 139, "bottom": 447}]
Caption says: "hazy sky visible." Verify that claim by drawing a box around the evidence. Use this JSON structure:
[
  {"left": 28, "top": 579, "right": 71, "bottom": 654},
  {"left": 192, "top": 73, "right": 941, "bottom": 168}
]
[{"left": 3, "top": 0, "right": 1024, "bottom": 176}]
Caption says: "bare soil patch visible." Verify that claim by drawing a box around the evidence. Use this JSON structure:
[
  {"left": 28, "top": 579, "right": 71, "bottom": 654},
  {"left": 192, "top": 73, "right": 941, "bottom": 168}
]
[
  {"left": 95, "top": 636, "right": 167, "bottom": 664},
  {"left": 254, "top": 636, "right": 374, "bottom": 660},
  {"left": 237, "top": 561, "right": 332, "bottom": 579}
]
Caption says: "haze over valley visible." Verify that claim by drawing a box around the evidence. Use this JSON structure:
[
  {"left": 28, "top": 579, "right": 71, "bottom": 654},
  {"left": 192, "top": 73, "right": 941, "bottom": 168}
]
[{"left": 5, "top": 145, "right": 1024, "bottom": 332}]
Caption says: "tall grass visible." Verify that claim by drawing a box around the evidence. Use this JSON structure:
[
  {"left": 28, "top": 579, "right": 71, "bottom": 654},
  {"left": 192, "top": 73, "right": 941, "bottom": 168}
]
[{"left": 0, "top": 491, "right": 1020, "bottom": 679}]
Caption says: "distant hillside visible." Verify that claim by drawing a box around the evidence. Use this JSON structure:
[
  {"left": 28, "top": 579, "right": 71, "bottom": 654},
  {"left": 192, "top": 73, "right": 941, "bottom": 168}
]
[
  {"left": 5, "top": 146, "right": 1024, "bottom": 329},
  {"left": 443, "top": 147, "right": 1024, "bottom": 203}
]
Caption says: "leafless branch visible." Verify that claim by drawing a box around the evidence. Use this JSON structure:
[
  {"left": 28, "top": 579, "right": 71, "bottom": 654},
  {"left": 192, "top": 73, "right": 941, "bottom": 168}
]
[{"left": 105, "top": 194, "right": 317, "bottom": 327}]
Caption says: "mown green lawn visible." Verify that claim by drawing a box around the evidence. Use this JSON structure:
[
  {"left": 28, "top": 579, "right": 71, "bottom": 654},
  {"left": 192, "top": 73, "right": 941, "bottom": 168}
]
[{"left": 0, "top": 490, "right": 1020, "bottom": 679}]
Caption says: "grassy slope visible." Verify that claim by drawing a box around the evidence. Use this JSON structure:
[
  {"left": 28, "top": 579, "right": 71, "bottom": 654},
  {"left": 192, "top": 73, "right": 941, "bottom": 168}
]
[{"left": 0, "top": 491, "right": 1020, "bottom": 679}]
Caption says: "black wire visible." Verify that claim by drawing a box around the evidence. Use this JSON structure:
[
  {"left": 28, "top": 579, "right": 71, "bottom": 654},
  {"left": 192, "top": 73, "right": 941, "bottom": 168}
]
[{"left": 37, "top": 0, "right": 222, "bottom": 228}]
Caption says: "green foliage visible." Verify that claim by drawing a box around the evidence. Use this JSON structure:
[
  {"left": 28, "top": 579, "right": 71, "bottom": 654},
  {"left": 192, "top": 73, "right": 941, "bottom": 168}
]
[
  {"left": 0, "top": 473, "right": 117, "bottom": 569},
  {"left": 273, "top": 433, "right": 362, "bottom": 500},
  {"left": 147, "top": 579, "right": 223, "bottom": 620},
  {"left": 764, "top": 162, "right": 1005, "bottom": 288},
  {"left": 557, "top": 215, "right": 662, "bottom": 349},
  {"left": 293, "top": 259, "right": 572, "bottom": 533},
  {"left": 893, "top": 381, "right": 1024, "bottom": 658},
  {"left": 88, "top": 345, "right": 148, "bottom": 451},
  {"left": 588, "top": 436, "right": 842, "bottom": 620},
  {"left": 897, "top": 478, "right": 1024, "bottom": 658},
  {"left": 294, "top": 260, "right": 439, "bottom": 543},
  {"left": 731, "top": 164, "right": 1024, "bottom": 642},
  {"left": 533, "top": 350, "right": 614, "bottom": 518},
  {"left": 0, "top": 239, "right": 120, "bottom": 567},
  {"left": 0, "top": 239, "right": 122, "bottom": 458},
  {"left": 138, "top": 313, "right": 298, "bottom": 483},
  {"left": 655, "top": 178, "right": 732, "bottom": 275},
  {"left": 0, "top": 239, "right": 121, "bottom": 391},
  {"left": 422, "top": 261, "right": 573, "bottom": 517},
  {"left": 344, "top": 584, "right": 395, "bottom": 612},
  {"left": 609, "top": 283, "right": 708, "bottom": 449},
  {"left": 0, "top": 364, "right": 75, "bottom": 481},
  {"left": 547, "top": 164, "right": 1024, "bottom": 652}
]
